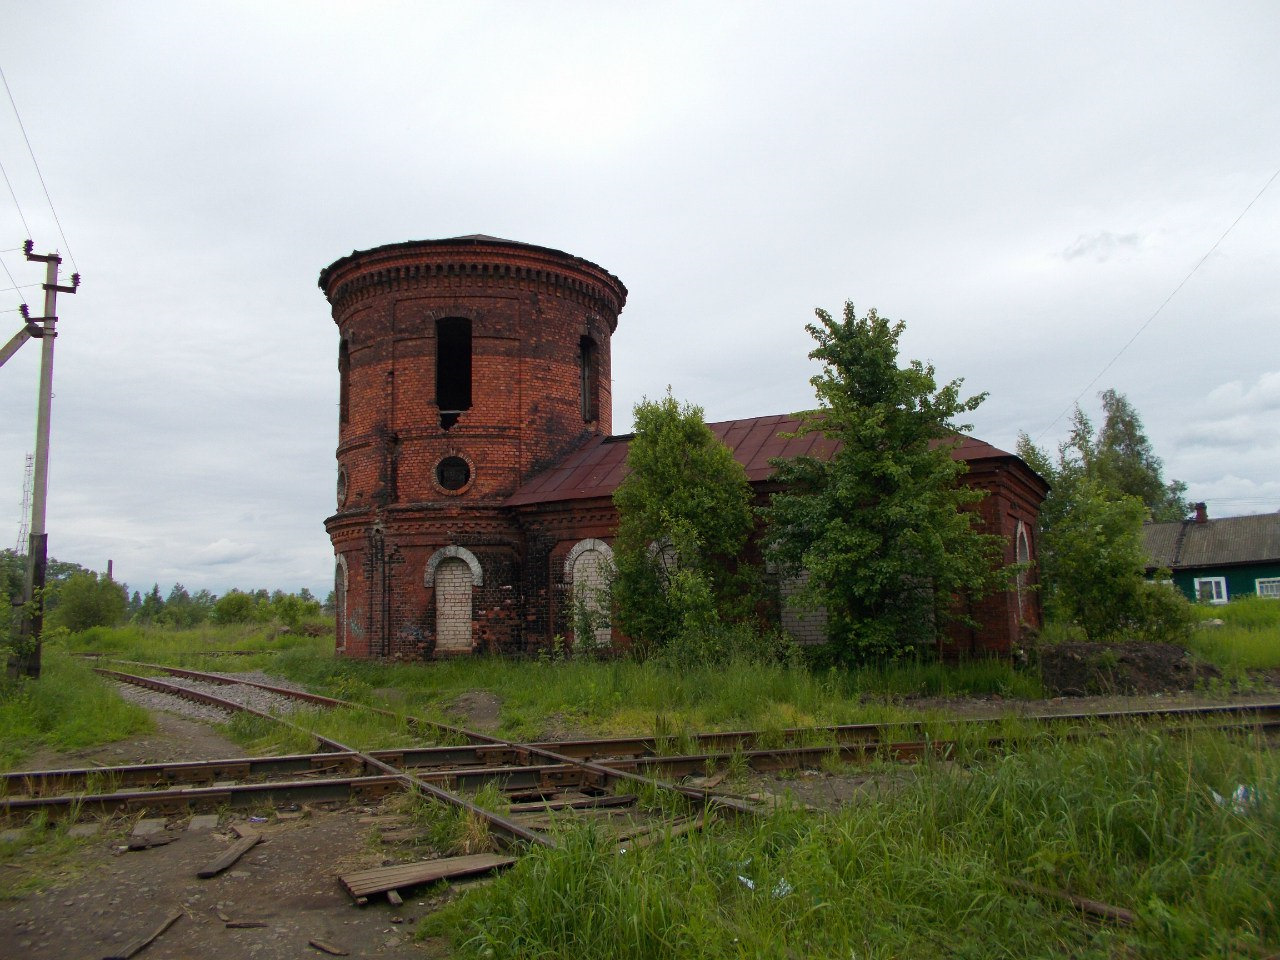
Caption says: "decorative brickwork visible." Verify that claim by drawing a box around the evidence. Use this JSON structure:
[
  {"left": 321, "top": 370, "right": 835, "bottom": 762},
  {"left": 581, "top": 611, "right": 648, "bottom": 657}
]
[{"left": 320, "top": 235, "right": 1047, "bottom": 661}]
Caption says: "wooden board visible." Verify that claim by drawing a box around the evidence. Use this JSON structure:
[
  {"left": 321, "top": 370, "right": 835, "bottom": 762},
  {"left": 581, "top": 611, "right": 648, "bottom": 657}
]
[
  {"left": 197, "top": 831, "right": 262, "bottom": 879},
  {"left": 339, "top": 853, "right": 516, "bottom": 901},
  {"left": 507, "top": 793, "right": 637, "bottom": 813}
]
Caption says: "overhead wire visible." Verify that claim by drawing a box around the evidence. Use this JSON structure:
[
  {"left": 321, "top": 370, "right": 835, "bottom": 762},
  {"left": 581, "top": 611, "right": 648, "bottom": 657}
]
[
  {"left": 0, "top": 62, "right": 78, "bottom": 274},
  {"left": 0, "top": 154, "right": 33, "bottom": 239},
  {"left": 1035, "top": 165, "right": 1280, "bottom": 444}
]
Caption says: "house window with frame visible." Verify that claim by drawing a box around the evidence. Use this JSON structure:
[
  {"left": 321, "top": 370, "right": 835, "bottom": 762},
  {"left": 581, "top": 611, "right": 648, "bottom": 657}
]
[
  {"left": 1256, "top": 577, "right": 1280, "bottom": 599},
  {"left": 1194, "top": 576, "right": 1228, "bottom": 604}
]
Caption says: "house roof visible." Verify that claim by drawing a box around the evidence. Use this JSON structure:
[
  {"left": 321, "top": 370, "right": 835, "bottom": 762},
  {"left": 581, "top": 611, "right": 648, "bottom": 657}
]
[
  {"left": 506, "top": 413, "right": 1025, "bottom": 507},
  {"left": 1144, "top": 512, "right": 1280, "bottom": 570}
]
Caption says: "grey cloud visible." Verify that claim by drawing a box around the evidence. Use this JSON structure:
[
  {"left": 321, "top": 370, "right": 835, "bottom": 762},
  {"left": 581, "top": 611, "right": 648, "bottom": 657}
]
[{"left": 1061, "top": 232, "right": 1144, "bottom": 263}]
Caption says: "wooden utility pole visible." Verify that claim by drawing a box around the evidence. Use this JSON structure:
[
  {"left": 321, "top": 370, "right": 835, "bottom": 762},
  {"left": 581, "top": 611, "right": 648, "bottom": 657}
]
[{"left": 8, "top": 240, "right": 78, "bottom": 680}]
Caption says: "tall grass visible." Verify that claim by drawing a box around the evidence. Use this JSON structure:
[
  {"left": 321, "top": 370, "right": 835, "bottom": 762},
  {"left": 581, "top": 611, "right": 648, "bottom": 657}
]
[
  {"left": 423, "top": 727, "right": 1279, "bottom": 959},
  {"left": 59, "top": 620, "right": 332, "bottom": 670},
  {"left": 1187, "top": 596, "right": 1280, "bottom": 675},
  {"left": 268, "top": 649, "right": 1042, "bottom": 740},
  {"left": 0, "top": 650, "right": 152, "bottom": 770}
]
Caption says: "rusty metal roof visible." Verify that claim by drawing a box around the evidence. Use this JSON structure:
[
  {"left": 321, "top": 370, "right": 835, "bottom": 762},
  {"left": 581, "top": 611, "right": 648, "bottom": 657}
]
[
  {"left": 1144, "top": 512, "right": 1280, "bottom": 570},
  {"left": 506, "top": 414, "right": 1020, "bottom": 507}
]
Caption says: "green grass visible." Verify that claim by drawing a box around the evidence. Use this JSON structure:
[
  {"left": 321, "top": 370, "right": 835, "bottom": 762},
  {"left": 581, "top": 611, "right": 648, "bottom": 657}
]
[
  {"left": 422, "top": 726, "right": 1280, "bottom": 959},
  {"left": 1187, "top": 596, "right": 1280, "bottom": 675},
  {"left": 0, "top": 650, "right": 153, "bottom": 770},
  {"left": 59, "top": 619, "right": 333, "bottom": 671},
  {"left": 259, "top": 649, "right": 1043, "bottom": 742},
  {"left": 216, "top": 703, "right": 425, "bottom": 755}
]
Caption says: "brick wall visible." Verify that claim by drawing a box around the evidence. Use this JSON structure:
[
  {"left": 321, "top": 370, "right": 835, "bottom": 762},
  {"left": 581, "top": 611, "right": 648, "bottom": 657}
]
[{"left": 319, "top": 238, "right": 626, "bottom": 659}]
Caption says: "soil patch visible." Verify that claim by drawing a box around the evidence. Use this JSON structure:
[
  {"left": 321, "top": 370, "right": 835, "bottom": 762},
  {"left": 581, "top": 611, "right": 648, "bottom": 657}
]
[
  {"left": 21, "top": 710, "right": 245, "bottom": 772},
  {"left": 448, "top": 690, "right": 502, "bottom": 733},
  {"left": 1038, "top": 641, "right": 1220, "bottom": 697},
  {"left": 0, "top": 806, "right": 427, "bottom": 960}
]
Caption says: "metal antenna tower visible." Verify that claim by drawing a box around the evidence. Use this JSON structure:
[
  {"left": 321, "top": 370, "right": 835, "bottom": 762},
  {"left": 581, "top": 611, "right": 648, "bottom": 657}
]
[{"left": 15, "top": 453, "right": 33, "bottom": 553}]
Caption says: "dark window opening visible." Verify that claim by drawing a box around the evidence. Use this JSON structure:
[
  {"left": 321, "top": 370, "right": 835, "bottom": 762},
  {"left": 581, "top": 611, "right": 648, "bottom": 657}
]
[
  {"left": 338, "top": 339, "right": 350, "bottom": 425},
  {"left": 436, "top": 455, "right": 471, "bottom": 491},
  {"left": 436, "top": 317, "right": 472, "bottom": 430},
  {"left": 579, "top": 335, "right": 599, "bottom": 423}
]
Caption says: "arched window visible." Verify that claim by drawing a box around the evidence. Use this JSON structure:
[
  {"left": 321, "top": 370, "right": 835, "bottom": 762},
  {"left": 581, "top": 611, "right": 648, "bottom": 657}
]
[
  {"left": 1015, "top": 522, "right": 1031, "bottom": 618},
  {"left": 426, "top": 546, "right": 483, "bottom": 654},
  {"left": 436, "top": 318, "right": 472, "bottom": 429},
  {"left": 579, "top": 335, "right": 599, "bottom": 423},
  {"left": 334, "top": 554, "right": 349, "bottom": 653},
  {"left": 565, "top": 539, "right": 613, "bottom": 648}
]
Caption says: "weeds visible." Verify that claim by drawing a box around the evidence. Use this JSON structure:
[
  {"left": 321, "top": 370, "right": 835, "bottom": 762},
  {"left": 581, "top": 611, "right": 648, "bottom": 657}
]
[
  {"left": 0, "top": 650, "right": 152, "bottom": 770},
  {"left": 423, "top": 727, "right": 1280, "bottom": 959},
  {"left": 1187, "top": 597, "right": 1280, "bottom": 676}
]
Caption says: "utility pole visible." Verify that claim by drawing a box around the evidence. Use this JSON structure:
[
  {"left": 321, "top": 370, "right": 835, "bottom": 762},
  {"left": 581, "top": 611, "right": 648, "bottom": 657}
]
[{"left": 8, "top": 241, "right": 79, "bottom": 680}]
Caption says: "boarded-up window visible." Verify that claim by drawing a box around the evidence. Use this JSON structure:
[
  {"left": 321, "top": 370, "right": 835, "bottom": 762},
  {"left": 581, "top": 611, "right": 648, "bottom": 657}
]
[
  {"left": 435, "top": 557, "right": 473, "bottom": 652},
  {"left": 1016, "top": 522, "right": 1031, "bottom": 618},
  {"left": 779, "top": 569, "right": 827, "bottom": 645},
  {"left": 570, "top": 544, "right": 612, "bottom": 648}
]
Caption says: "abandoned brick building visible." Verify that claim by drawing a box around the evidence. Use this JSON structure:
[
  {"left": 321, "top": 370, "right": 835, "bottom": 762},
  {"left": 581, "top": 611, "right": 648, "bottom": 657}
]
[{"left": 319, "top": 236, "right": 1047, "bottom": 661}]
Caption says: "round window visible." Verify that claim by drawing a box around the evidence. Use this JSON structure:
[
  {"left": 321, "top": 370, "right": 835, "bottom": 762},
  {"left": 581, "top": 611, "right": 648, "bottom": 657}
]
[
  {"left": 436, "top": 456, "right": 471, "bottom": 491},
  {"left": 336, "top": 468, "right": 348, "bottom": 507}
]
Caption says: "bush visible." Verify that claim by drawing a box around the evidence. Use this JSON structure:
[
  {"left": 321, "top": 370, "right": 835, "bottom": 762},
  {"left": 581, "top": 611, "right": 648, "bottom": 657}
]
[{"left": 46, "top": 572, "right": 127, "bottom": 633}]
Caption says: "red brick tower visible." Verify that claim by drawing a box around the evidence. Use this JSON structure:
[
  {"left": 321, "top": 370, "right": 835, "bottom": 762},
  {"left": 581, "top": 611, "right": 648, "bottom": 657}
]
[{"left": 319, "top": 236, "right": 627, "bottom": 658}]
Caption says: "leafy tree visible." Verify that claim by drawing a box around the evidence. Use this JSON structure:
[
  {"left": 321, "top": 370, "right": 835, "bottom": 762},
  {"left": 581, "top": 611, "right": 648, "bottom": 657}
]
[
  {"left": 134, "top": 584, "right": 165, "bottom": 624},
  {"left": 46, "top": 571, "right": 127, "bottom": 632},
  {"left": 763, "top": 303, "right": 1007, "bottom": 664},
  {"left": 1094, "top": 389, "right": 1188, "bottom": 522},
  {"left": 212, "top": 589, "right": 258, "bottom": 624},
  {"left": 611, "top": 391, "right": 757, "bottom": 657},
  {"left": 157, "top": 583, "right": 213, "bottom": 628},
  {"left": 1018, "top": 401, "right": 1193, "bottom": 642}
]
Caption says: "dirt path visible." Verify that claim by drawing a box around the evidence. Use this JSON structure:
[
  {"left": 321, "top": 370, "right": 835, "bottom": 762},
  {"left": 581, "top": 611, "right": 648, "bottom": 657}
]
[
  {"left": 1, "top": 807, "right": 435, "bottom": 959},
  {"left": 2, "top": 701, "right": 438, "bottom": 959},
  {"left": 22, "top": 710, "right": 246, "bottom": 772}
]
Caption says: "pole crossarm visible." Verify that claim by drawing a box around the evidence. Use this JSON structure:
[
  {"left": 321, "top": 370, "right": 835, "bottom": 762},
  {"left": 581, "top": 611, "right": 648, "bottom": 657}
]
[{"left": 0, "top": 326, "right": 31, "bottom": 367}]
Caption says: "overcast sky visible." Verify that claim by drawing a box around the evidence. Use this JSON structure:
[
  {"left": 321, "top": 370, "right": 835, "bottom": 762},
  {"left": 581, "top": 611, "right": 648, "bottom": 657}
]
[{"left": 1, "top": 1, "right": 1277, "bottom": 599}]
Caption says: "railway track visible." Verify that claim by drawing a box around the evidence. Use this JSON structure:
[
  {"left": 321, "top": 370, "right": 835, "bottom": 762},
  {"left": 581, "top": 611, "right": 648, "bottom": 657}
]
[{"left": 6, "top": 661, "right": 1279, "bottom": 830}]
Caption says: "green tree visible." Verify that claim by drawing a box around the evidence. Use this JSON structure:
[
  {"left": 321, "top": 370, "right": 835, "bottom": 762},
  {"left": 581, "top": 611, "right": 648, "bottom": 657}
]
[
  {"left": 1018, "top": 402, "right": 1192, "bottom": 642},
  {"left": 763, "top": 303, "right": 1007, "bottom": 664},
  {"left": 1094, "top": 389, "right": 1189, "bottom": 522},
  {"left": 611, "top": 391, "right": 757, "bottom": 657},
  {"left": 47, "top": 571, "right": 127, "bottom": 632},
  {"left": 212, "top": 589, "right": 258, "bottom": 624},
  {"left": 134, "top": 584, "right": 165, "bottom": 624}
]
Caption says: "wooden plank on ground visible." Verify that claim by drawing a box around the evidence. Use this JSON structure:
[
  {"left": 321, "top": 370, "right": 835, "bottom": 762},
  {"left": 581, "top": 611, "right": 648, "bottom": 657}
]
[
  {"left": 508, "top": 793, "right": 637, "bottom": 813},
  {"left": 618, "top": 816, "right": 706, "bottom": 849},
  {"left": 339, "top": 853, "right": 516, "bottom": 901},
  {"left": 101, "top": 906, "right": 183, "bottom": 960},
  {"left": 197, "top": 831, "right": 262, "bottom": 879}
]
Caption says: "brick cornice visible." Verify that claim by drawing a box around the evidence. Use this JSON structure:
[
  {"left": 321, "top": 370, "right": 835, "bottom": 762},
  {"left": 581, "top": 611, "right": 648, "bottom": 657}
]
[{"left": 320, "top": 238, "right": 627, "bottom": 327}]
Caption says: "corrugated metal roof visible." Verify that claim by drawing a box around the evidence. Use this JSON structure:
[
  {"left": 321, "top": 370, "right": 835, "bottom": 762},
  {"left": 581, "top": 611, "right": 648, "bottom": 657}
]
[
  {"left": 506, "top": 414, "right": 1020, "bottom": 507},
  {"left": 1144, "top": 512, "right": 1280, "bottom": 569}
]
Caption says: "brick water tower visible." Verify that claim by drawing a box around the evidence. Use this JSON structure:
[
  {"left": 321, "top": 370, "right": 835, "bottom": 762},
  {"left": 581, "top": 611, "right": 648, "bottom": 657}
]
[{"left": 319, "top": 236, "right": 627, "bottom": 658}]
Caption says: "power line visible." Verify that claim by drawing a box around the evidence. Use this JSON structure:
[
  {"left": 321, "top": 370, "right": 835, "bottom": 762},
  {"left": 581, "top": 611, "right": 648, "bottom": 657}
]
[
  {"left": 0, "top": 281, "right": 39, "bottom": 294},
  {"left": 1036, "top": 165, "right": 1280, "bottom": 443},
  {"left": 0, "top": 154, "right": 33, "bottom": 239},
  {"left": 0, "top": 62, "right": 78, "bottom": 273}
]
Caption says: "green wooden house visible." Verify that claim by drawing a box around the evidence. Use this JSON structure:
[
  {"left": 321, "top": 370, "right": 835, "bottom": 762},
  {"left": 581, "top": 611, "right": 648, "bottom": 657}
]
[{"left": 1144, "top": 504, "right": 1280, "bottom": 604}]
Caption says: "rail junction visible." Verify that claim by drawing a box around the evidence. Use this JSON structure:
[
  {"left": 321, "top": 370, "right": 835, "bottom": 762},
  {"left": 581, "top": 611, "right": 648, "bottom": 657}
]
[{"left": 5, "top": 661, "right": 1279, "bottom": 904}]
